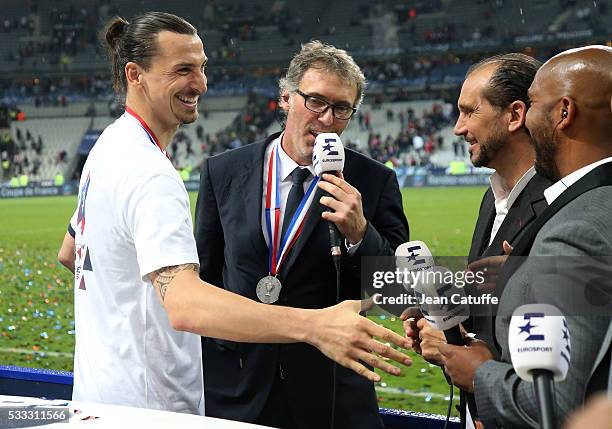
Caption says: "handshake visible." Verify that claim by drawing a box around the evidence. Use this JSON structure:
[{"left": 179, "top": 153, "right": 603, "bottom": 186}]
[
  {"left": 324, "top": 239, "right": 509, "bottom": 385},
  {"left": 391, "top": 240, "right": 511, "bottom": 391},
  {"left": 400, "top": 306, "right": 495, "bottom": 393}
]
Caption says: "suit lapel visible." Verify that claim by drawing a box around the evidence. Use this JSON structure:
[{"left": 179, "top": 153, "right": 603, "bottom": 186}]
[
  {"left": 241, "top": 137, "right": 276, "bottom": 259},
  {"left": 480, "top": 174, "right": 550, "bottom": 258},
  {"left": 486, "top": 206, "right": 529, "bottom": 256},
  {"left": 499, "top": 162, "right": 612, "bottom": 294},
  {"left": 513, "top": 163, "right": 612, "bottom": 256},
  {"left": 469, "top": 190, "right": 495, "bottom": 261},
  {"left": 485, "top": 177, "right": 546, "bottom": 256}
]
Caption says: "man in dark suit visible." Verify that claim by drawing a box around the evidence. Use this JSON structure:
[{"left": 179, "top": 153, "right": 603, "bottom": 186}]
[
  {"left": 440, "top": 45, "right": 612, "bottom": 428},
  {"left": 403, "top": 53, "right": 550, "bottom": 428},
  {"left": 195, "top": 40, "right": 409, "bottom": 428}
]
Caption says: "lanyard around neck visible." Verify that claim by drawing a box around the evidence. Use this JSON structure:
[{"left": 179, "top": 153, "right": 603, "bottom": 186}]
[
  {"left": 125, "top": 106, "right": 170, "bottom": 159},
  {"left": 264, "top": 140, "right": 319, "bottom": 276}
]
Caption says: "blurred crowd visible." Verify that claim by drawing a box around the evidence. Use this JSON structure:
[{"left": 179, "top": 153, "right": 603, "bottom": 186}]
[
  {"left": 1, "top": 0, "right": 608, "bottom": 106},
  {"left": 0, "top": 0, "right": 608, "bottom": 182},
  {"left": 1, "top": 128, "right": 46, "bottom": 180},
  {"left": 350, "top": 101, "right": 456, "bottom": 168},
  {"left": 1, "top": 43, "right": 599, "bottom": 109}
]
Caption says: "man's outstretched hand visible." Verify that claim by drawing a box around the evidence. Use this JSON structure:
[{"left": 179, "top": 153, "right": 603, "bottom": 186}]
[{"left": 308, "top": 300, "right": 412, "bottom": 382}]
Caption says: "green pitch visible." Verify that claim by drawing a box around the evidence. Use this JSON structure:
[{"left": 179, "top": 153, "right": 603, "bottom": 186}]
[{"left": 0, "top": 185, "right": 485, "bottom": 416}]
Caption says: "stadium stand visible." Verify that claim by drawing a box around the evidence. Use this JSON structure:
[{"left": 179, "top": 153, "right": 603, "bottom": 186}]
[
  {"left": 9, "top": 117, "right": 90, "bottom": 181},
  {"left": 0, "top": 0, "right": 609, "bottom": 183}
]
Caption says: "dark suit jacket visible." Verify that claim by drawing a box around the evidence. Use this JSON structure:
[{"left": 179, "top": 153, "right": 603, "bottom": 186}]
[
  {"left": 194, "top": 132, "right": 409, "bottom": 428},
  {"left": 460, "top": 173, "right": 550, "bottom": 427},
  {"left": 466, "top": 173, "right": 551, "bottom": 344},
  {"left": 474, "top": 162, "right": 612, "bottom": 428},
  {"left": 468, "top": 173, "right": 551, "bottom": 265}
]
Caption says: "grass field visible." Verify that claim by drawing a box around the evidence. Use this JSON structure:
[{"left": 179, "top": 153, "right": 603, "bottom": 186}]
[{"left": 0, "top": 185, "right": 486, "bottom": 416}]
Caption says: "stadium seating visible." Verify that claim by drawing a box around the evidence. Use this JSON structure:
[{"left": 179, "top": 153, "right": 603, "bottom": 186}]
[{"left": 10, "top": 117, "right": 90, "bottom": 181}]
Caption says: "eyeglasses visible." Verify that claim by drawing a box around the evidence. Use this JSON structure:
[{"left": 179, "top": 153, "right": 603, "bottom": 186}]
[{"left": 295, "top": 89, "right": 357, "bottom": 120}]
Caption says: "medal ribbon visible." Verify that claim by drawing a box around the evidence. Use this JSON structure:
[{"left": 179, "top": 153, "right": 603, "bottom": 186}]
[
  {"left": 125, "top": 106, "right": 170, "bottom": 159},
  {"left": 265, "top": 140, "right": 319, "bottom": 276}
]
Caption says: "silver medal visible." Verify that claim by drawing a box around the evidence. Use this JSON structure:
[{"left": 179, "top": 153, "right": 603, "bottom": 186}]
[{"left": 256, "top": 275, "right": 282, "bottom": 304}]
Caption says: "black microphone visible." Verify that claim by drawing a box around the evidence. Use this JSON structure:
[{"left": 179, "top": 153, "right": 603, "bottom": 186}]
[
  {"left": 313, "top": 132, "right": 347, "bottom": 429},
  {"left": 313, "top": 132, "right": 345, "bottom": 272}
]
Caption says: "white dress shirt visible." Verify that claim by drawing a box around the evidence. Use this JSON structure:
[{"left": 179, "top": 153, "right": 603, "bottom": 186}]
[
  {"left": 544, "top": 157, "right": 612, "bottom": 204},
  {"left": 488, "top": 166, "right": 536, "bottom": 245}
]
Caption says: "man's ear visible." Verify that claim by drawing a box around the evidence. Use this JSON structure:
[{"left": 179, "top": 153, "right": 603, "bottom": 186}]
[
  {"left": 280, "top": 91, "right": 291, "bottom": 112},
  {"left": 557, "top": 97, "right": 575, "bottom": 129},
  {"left": 125, "top": 62, "right": 143, "bottom": 88},
  {"left": 507, "top": 100, "right": 527, "bottom": 133}
]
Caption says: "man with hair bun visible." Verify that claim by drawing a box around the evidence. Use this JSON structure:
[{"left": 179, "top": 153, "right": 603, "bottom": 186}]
[
  {"left": 195, "top": 40, "right": 409, "bottom": 428},
  {"left": 58, "top": 12, "right": 411, "bottom": 416}
]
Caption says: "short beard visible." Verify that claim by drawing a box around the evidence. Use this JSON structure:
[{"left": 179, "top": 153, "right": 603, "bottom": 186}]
[
  {"left": 179, "top": 111, "right": 199, "bottom": 125},
  {"left": 471, "top": 127, "right": 507, "bottom": 168},
  {"left": 534, "top": 138, "right": 560, "bottom": 182},
  {"left": 534, "top": 116, "right": 561, "bottom": 182}
]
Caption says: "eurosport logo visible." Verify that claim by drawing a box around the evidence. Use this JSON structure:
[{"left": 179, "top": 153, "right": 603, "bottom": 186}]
[
  {"left": 399, "top": 245, "right": 428, "bottom": 269},
  {"left": 322, "top": 138, "right": 339, "bottom": 155},
  {"left": 517, "top": 312, "right": 545, "bottom": 341}
]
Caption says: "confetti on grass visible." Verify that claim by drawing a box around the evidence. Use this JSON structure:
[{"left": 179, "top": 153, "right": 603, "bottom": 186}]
[{"left": 0, "top": 243, "right": 74, "bottom": 370}]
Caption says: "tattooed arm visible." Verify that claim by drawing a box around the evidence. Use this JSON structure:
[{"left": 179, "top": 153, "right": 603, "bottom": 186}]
[
  {"left": 148, "top": 264, "right": 412, "bottom": 382},
  {"left": 148, "top": 264, "right": 313, "bottom": 341},
  {"left": 151, "top": 263, "right": 199, "bottom": 302}
]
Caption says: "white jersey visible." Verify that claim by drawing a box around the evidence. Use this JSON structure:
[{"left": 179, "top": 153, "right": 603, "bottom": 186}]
[{"left": 70, "top": 112, "right": 204, "bottom": 414}]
